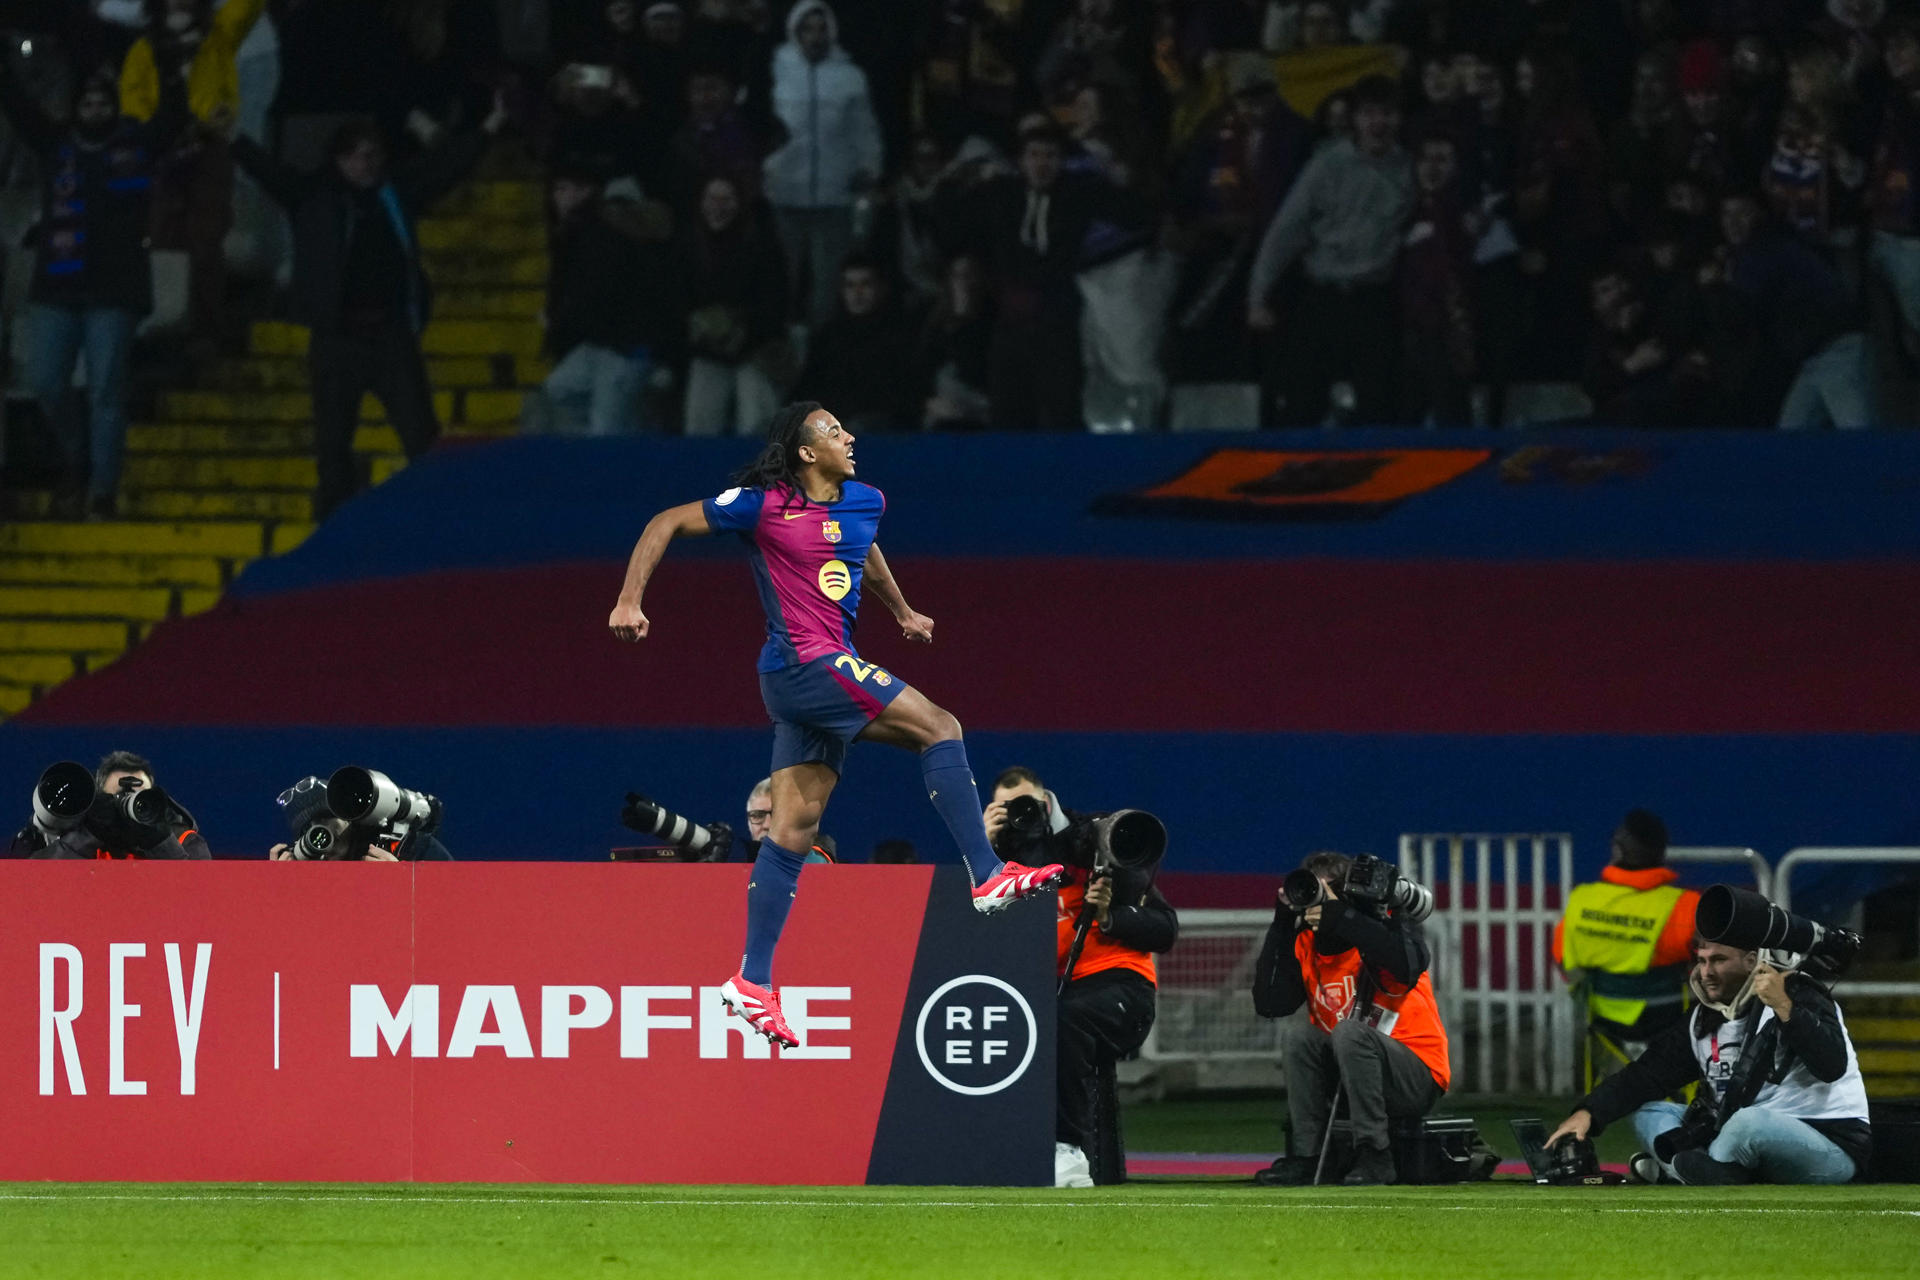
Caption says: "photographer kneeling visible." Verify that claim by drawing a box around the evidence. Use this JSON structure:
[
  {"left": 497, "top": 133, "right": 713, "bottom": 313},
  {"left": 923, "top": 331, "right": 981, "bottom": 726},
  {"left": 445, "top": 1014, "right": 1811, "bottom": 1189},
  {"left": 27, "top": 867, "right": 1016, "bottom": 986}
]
[
  {"left": 987, "top": 767, "right": 1177, "bottom": 1189},
  {"left": 1546, "top": 888, "right": 1870, "bottom": 1186},
  {"left": 13, "top": 752, "right": 209, "bottom": 860},
  {"left": 1252, "top": 852, "right": 1449, "bottom": 1186},
  {"left": 271, "top": 771, "right": 452, "bottom": 861}
]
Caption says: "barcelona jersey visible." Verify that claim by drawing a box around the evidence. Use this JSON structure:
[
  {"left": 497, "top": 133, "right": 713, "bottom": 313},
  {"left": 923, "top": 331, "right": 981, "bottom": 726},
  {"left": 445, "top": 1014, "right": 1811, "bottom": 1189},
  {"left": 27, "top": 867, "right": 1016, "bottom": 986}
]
[{"left": 703, "top": 481, "right": 886, "bottom": 674}]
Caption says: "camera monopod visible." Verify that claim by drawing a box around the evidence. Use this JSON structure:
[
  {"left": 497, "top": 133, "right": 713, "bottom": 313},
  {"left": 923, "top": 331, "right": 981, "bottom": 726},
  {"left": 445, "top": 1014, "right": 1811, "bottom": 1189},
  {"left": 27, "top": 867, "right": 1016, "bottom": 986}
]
[{"left": 1055, "top": 811, "right": 1167, "bottom": 997}]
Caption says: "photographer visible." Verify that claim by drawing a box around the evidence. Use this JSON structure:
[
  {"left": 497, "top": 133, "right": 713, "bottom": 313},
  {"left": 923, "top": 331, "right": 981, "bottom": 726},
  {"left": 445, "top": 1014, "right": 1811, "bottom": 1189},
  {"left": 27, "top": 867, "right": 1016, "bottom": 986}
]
[
  {"left": 1252, "top": 852, "right": 1449, "bottom": 1186},
  {"left": 1546, "top": 933, "right": 1870, "bottom": 1185},
  {"left": 270, "top": 774, "right": 452, "bottom": 862},
  {"left": 987, "top": 767, "right": 1177, "bottom": 1189},
  {"left": 25, "top": 753, "right": 209, "bottom": 860}
]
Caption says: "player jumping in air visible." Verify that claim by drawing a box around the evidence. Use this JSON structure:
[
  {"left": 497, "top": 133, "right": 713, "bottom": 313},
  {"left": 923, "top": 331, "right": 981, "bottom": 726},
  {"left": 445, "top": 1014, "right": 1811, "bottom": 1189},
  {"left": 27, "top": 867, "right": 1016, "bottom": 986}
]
[{"left": 608, "top": 402, "right": 1065, "bottom": 1047}]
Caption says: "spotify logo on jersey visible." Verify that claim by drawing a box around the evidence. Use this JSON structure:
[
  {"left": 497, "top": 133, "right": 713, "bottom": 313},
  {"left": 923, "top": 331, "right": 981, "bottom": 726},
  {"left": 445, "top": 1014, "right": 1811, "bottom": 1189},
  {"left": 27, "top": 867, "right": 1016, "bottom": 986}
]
[
  {"left": 818, "top": 560, "right": 852, "bottom": 600},
  {"left": 915, "top": 975, "right": 1037, "bottom": 1096}
]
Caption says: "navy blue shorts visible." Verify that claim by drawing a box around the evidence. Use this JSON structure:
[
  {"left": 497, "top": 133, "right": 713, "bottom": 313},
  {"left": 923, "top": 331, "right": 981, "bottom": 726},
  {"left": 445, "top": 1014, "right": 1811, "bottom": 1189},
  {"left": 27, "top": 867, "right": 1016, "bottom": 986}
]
[{"left": 760, "top": 652, "right": 907, "bottom": 775}]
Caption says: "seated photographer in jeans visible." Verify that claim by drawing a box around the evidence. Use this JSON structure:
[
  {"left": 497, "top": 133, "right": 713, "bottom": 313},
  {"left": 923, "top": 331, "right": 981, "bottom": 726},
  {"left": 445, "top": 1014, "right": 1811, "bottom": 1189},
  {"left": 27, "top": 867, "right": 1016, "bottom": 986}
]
[
  {"left": 1252, "top": 852, "right": 1449, "bottom": 1186},
  {"left": 1546, "top": 937, "right": 1870, "bottom": 1185},
  {"left": 21, "top": 752, "right": 210, "bottom": 860},
  {"left": 986, "top": 766, "right": 1177, "bottom": 1189}
]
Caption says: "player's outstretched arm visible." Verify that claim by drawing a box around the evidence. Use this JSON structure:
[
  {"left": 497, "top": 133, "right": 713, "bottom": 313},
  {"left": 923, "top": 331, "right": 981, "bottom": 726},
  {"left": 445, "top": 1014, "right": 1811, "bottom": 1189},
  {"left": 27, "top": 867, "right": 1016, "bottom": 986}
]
[
  {"left": 609, "top": 500, "right": 712, "bottom": 641},
  {"left": 865, "top": 543, "right": 934, "bottom": 643}
]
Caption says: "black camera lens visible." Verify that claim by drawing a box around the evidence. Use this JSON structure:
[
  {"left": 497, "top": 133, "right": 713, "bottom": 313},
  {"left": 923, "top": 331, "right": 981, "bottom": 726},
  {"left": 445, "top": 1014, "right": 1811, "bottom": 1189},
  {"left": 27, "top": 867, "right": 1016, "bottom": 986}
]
[
  {"left": 121, "top": 787, "right": 166, "bottom": 828},
  {"left": 1283, "top": 868, "right": 1325, "bottom": 909},
  {"left": 1003, "top": 794, "right": 1048, "bottom": 837},
  {"left": 36, "top": 762, "right": 95, "bottom": 820}
]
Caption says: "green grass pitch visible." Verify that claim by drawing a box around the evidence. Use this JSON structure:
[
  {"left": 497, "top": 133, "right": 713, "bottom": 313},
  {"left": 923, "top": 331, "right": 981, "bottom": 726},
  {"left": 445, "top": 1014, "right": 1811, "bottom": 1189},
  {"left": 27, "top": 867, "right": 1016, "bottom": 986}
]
[{"left": 1, "top": 1182, "right": 1915, "bottom": 1279}]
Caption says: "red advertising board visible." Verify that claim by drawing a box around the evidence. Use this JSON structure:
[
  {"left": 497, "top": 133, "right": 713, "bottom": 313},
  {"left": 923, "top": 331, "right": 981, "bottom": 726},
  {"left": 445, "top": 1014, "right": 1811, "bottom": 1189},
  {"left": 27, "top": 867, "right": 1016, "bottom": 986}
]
[{"left": 1, "top": 863, "right": 1054, "bottom": 1185}]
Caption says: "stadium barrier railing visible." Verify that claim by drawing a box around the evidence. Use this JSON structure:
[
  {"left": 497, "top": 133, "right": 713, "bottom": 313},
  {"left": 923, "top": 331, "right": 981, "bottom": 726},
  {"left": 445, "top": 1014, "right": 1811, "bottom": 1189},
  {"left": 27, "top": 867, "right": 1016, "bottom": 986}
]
[
  {"left": 1666, "top": 846, "right": 1773, "bottom": 896},
  {"left": 1775, "top": 847, "right": 1920, "bottom": 1000},
  {"left": 1400, "top": 833, "right": 1576, "bottom": 1096}
]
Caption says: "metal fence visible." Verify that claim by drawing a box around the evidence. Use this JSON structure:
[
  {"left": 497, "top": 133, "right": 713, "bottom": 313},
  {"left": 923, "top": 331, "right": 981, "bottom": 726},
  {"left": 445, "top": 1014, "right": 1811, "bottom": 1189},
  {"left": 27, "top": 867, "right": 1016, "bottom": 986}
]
[
  {"left": 1774, "top": 847, "right": 1920, "bottom": 1000},
  {"left": 1132, "top": 840, "right": 1916, "bottom": 1093},
  {"left": 1666, "top": 846, "right": 1772, "bottom": 895},
  {"left": 1399, "top": 833, "right": 1576, "bottom": 1096},
  {"left": 1136, "top": 909, "right": 1277, "bottom": 1064}
]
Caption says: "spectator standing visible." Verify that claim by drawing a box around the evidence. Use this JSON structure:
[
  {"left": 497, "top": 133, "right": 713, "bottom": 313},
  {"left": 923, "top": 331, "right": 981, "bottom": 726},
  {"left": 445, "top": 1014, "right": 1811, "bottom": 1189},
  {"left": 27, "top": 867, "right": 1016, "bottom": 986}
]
[
  {"left": 917, "top": 253, "right": 995, "bottom": 429},
  {"left": 1672, "top": 40, "right": 1738, "bottom": 195},
  {"left": 869, "top": 133, "right": 966, "bottom": 308},
  {"left": 793, "top": 255, "right": 919, "bottom": 432},
  {"left": 762, "top": 0, "right": 883, "bottom": 325},
  {"left": 667, "top": 63, "right": 766, "bottom": 206},
  {"left": 119, "top": 0, "right": 266, "bottom": 347},
  {"left": 232, "top": 95, "right": 510, "bottom": 519},
  {"left": 534, "top": 161, "right": 683, "bottom": 435},
  {"left": 943, "top": 125, "right": 1150, "bottom": 430},
  {"left": 1867, "top": 15, "right": 1920, "bottom": 419},
  {"left": 682, "top": 174, "right": 789, "bottom": 435},
  {"left": 1399, "top": 133, "right": 1476, "bottom": 426},
  {"left": 0, "top": 64, "right": 185, "bottom": 517},
  {"left": 1710, "top": 189, "right": 1874, "bottom": 429},
  {"left": 1512, "top": 45, "right": 1608, "bottom": 381},
  {"left": 1248, "top": 74, "right": 1412, "bottom": 425},
  {"left": 1582, "top": 262, "right": 1687, "bottom": 427},
  {"left": 1168, "top": 52, "right": 1311, "bottom": 387}
]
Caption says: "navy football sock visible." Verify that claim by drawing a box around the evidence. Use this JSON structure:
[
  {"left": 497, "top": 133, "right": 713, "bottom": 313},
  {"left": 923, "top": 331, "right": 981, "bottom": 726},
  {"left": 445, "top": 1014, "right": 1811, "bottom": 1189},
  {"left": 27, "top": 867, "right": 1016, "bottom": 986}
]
[
  {"left": 740, "top": 838, "right": 807, "bottom": 987},
  {"left": 920, "top": 739, "right": 1004, "bottom": 887}
]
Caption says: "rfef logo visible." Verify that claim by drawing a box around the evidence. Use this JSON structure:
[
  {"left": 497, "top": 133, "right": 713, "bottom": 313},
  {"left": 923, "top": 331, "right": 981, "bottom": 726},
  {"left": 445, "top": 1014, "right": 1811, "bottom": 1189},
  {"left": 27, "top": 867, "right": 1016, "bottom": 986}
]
[{"left": 914, "top": 975, "right": 1036, "bottom": 1096}]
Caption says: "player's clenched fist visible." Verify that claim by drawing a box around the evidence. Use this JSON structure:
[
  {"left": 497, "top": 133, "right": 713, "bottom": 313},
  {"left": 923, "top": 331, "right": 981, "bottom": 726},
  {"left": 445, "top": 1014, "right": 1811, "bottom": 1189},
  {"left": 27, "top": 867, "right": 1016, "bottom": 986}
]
[{"left": 608, "top": 599, "right": 650, "bottom": 642}]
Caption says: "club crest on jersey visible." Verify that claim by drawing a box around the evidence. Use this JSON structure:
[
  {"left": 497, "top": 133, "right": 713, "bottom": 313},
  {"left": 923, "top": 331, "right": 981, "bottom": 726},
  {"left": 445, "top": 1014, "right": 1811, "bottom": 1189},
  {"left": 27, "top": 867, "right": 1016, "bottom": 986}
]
[
  {"left": 822, "top": 519, "right": 842, "bottom": 544},
  {"left": 818, "top": 560, "right": 852, "bottom": 600}
]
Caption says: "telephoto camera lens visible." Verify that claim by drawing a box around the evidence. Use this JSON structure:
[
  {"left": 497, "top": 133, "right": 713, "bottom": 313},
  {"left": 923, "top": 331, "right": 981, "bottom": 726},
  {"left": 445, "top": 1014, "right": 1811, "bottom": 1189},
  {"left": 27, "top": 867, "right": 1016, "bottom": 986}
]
[
  {"left": 33, "top": 762, "right": 96, "bottom": 832},
  {"left": 1283, "top": 868, "right": 1326, "bottom": 910},
  {"left": 621, "top": 793, "right": 718, "bottom": 856},
  {"left": 328, "top": 767, "right": 439, "bottom": 831}
]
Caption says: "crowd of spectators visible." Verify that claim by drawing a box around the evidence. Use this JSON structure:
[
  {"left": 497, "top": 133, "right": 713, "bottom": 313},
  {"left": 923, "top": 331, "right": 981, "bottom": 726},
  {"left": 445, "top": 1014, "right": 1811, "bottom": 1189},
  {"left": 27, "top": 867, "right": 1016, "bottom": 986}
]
[
  {"left": 522, "top": 0, "right": 1920, "bottom": 432},
  {"left": 6, "top": 0, "right": 1920, "bottom": 455}
]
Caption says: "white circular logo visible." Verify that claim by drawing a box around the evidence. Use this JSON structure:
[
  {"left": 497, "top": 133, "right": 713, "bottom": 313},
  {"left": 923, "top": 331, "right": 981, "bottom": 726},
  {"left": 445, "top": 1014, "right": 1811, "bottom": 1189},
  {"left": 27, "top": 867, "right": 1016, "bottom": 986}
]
[
  {"left": 914, "top": 975, "right": 1037, "bottom": 1096},
  {"left": 715, "top": 487, "right": 742, "bottom": 506}
]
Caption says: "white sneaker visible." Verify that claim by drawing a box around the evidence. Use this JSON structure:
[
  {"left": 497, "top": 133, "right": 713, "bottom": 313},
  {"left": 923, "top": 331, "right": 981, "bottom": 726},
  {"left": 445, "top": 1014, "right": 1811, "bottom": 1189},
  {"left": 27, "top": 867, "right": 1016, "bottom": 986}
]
[{"left": 1054, "top": 1142, "right": 1094, "bottom": 1188}]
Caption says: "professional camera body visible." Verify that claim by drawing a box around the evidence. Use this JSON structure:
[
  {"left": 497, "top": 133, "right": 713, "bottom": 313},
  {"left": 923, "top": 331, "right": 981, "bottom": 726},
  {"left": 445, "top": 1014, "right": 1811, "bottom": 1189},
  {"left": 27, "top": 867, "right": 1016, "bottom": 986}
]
[
  {"left": 286, "top": 767, "right": 442, "bottom": 860},
  {"left": 1284, "top": 854, "right": 1435, "bottom": 922},
  {"left": 17, "top": 761, "right": 196, "bottom": 857},
  {"left": 1695, "top": 884, "right": 1861, "bottom": 982},
  {"left": 620, "top": 792, "right": 734, "bottom": 862}
]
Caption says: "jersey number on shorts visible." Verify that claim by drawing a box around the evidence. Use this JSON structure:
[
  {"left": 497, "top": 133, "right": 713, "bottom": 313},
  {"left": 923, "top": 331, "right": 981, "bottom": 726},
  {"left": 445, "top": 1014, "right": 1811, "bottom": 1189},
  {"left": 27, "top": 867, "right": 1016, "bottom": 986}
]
[{"left": 834, "top": 654, "right": 893, "bottom": 687}]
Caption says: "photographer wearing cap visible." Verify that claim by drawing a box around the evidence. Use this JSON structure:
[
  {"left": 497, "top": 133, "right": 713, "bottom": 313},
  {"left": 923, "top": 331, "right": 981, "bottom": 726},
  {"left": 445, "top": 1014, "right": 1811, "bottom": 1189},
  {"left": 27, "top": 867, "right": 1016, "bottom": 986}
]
[
  {"left": 270, "top": 771, "right": 452, "bottom": 862},
  {"left": 987, "top": 766, "right": 1177, "bottom": 1189},
  {"left": 15, "top": 752, "right": 210, "bottom": 860},
  {"left": 1252, "top": 851, "right": 1449, "bottom": 1186},
  {"left": 1546, "top": 886, "right": 1870, "bottom": 1186}
]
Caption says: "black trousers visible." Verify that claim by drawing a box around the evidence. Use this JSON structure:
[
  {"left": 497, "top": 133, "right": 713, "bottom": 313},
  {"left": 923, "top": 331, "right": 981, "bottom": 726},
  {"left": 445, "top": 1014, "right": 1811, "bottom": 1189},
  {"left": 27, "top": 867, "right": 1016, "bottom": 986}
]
[
  {"left": 1276, "top": 278, "right": 1398, "bottom": 426},
  {"left": 1057, "top": 968, "right": 1155, "bottom": 1150},
  {"left": 308, "top": 320, "right": 440, "bottom": 518}
]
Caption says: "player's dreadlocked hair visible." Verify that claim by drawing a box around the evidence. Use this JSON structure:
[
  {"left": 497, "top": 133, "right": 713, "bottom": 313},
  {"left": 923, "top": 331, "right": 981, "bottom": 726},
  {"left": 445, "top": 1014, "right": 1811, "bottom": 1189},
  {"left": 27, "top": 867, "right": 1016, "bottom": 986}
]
[{"left": 730, "top": 401, "right": 824, "bottom": 510}]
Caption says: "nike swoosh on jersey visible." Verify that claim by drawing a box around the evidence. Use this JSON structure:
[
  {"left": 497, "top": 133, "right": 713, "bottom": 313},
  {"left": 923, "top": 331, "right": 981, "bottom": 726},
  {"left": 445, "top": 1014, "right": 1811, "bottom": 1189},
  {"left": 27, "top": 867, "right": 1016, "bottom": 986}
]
[{"left": 782, "top": 510, "right": 812, "bottom": 520}]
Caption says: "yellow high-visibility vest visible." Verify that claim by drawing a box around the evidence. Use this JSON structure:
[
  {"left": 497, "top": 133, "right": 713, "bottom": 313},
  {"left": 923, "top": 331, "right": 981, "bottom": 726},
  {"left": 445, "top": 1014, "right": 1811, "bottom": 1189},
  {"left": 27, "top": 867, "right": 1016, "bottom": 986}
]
[{"left": 1562, "top": 880, "right": 1687, "bottom": 1026}]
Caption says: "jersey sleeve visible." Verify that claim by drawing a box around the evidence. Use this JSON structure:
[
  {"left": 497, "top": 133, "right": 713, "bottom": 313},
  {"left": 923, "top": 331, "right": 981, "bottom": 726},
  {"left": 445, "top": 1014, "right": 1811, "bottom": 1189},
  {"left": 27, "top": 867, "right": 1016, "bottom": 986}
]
[{"left": 702, "top": 486, "right": 766, "bottom": 535}]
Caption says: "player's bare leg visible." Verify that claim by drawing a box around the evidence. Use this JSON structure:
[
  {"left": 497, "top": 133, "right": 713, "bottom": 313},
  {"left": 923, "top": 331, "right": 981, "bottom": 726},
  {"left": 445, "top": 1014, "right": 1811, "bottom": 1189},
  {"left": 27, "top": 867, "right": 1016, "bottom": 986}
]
[
  {"left": 860, "top": 687, "right": 1064, "bottom": 912},
  {"left": 721, "top": 760, "right": 840, "bottom": 1047}
]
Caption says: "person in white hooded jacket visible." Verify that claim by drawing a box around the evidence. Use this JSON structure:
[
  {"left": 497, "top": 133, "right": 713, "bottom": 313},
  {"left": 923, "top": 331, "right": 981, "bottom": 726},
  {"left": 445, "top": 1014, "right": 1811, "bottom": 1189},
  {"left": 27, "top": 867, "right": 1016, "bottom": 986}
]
[{"left": 762, "top": 0, "right": 883, "bottom": 324}]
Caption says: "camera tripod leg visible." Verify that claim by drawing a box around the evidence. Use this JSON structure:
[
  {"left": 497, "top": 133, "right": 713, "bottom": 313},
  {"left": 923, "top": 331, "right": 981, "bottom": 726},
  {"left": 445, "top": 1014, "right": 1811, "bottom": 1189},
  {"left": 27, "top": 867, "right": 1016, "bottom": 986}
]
[{"left": 1312, "top": 1088, "right": 1346, "bottom": 1187}]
